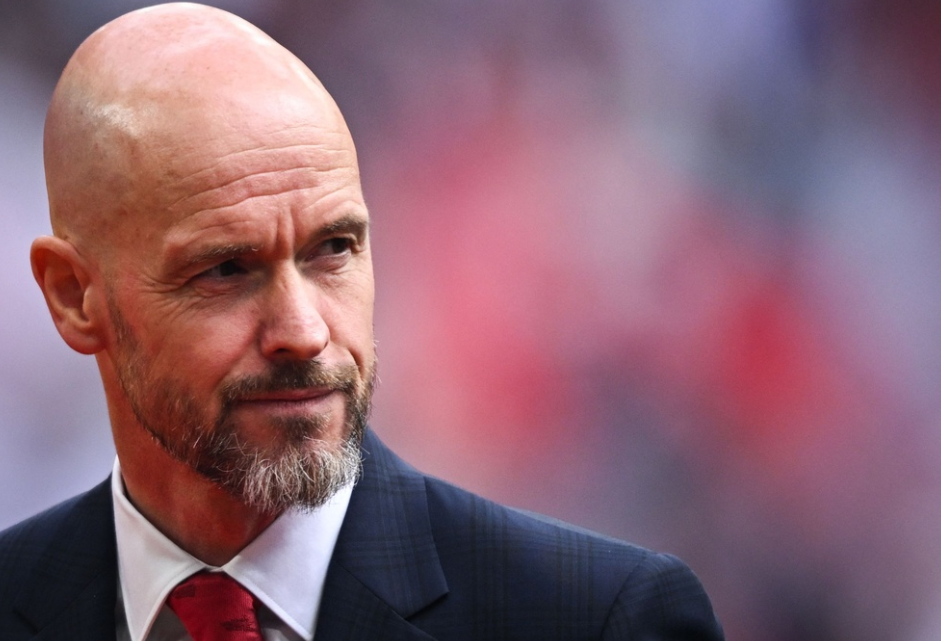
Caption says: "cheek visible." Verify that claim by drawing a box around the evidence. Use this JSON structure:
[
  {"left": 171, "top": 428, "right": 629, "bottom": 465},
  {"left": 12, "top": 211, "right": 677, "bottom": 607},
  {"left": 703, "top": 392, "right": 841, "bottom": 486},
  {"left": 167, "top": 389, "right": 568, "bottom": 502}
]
[
  {"left": 145, "top": 311, "right": 259, "bottom": 389},
  {"left": 324, "top": 274, "right": 375, "bottom": 359}
]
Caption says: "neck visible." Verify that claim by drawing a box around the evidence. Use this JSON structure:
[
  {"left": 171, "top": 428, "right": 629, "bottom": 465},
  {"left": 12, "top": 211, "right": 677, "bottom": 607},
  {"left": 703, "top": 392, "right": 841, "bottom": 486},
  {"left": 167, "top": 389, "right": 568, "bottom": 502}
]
[
  {"left": 119, "top": 451, "right": 279, "bottom": 567},
  {"left": 98, "top": 357, "right": 278, "bottom": 565},
  {"left": 110, "top": 416, "right": 277, "bottom": 567}
]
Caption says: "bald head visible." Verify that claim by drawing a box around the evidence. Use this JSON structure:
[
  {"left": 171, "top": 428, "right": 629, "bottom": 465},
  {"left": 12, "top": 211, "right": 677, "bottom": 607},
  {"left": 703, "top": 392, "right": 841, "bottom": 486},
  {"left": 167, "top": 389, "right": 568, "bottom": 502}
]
[
  {"left": 31, "top": 4, "right": 376, "bottom": 538},
  {"left": 44, "top": 2, "right": 353, "bottom": 257}
]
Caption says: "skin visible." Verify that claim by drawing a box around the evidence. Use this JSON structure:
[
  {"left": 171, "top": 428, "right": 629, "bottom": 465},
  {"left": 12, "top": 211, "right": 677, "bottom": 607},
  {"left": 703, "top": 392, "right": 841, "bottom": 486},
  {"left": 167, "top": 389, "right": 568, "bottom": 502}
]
[{"left": 30, "top": 3, "right": 376, "bottom": 565}]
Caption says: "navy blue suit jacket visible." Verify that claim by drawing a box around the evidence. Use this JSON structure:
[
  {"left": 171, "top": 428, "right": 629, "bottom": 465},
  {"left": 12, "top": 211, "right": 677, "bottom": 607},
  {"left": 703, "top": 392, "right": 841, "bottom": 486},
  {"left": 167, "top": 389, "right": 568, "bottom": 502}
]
[{"left": 0, "top": 430, "right": 724, "bottom": 639}]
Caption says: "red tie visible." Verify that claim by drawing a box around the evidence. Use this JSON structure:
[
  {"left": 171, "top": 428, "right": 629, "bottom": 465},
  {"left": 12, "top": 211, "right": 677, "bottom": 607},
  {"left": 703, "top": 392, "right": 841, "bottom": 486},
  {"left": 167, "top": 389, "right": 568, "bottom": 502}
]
[{"left": 167, "top": 572, "right": 264, "bottom": 641}]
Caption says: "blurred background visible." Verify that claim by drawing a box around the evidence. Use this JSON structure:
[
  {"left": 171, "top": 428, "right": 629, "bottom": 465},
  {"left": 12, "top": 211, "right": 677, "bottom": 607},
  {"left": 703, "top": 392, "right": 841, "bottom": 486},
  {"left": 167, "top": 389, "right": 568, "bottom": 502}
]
[{"left": 3, "top": 1, "right": 941, "bottom": 639}]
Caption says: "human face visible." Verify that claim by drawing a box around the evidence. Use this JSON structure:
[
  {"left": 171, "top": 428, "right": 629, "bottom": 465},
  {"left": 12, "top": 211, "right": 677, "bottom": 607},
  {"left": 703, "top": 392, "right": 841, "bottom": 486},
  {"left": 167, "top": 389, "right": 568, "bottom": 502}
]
[{"left": 103, "top": 112, "right": 376, "bottom": 512}]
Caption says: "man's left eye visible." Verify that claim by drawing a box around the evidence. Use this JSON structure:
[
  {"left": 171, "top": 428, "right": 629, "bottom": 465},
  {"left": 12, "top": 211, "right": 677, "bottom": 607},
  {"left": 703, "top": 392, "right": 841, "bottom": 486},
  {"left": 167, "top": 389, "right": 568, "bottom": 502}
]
[{"left": 317, "top": 237, "right": 353, "bottom": 256}]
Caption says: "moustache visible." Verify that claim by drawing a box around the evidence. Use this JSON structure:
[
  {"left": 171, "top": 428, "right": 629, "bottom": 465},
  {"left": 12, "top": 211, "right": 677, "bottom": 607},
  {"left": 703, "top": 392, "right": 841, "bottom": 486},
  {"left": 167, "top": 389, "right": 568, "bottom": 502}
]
[{"left": 220, "top": 360, "right": 360, "bottom": 406}]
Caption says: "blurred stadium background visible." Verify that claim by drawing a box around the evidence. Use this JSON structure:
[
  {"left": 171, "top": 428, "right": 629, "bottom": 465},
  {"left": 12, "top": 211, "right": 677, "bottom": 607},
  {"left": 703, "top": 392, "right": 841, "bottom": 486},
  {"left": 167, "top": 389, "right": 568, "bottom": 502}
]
[{"left": 4, "top": 1, "right": 941, "bottom": 639}]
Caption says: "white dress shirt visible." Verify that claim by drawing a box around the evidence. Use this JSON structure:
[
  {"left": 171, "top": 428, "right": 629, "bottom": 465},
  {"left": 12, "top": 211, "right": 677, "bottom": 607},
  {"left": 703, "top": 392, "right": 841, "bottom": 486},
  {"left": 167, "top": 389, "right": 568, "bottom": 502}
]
[{"left": 111, "top": 458, "right": 351, "bottom": 641}]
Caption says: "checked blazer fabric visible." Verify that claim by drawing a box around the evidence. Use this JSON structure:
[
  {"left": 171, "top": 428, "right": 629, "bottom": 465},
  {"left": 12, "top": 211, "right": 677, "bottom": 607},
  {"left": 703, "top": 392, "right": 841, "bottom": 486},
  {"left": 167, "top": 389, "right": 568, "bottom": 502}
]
[{"left": 0, "top": 429, "right": 724, "bottom": 640}]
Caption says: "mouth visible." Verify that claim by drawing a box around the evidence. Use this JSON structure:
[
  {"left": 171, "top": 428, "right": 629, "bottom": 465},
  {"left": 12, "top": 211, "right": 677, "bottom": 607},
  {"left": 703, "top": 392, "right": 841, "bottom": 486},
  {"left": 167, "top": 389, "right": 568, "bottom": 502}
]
[{"left": 233, "top": 387, "right": 341, "bottom": 415}]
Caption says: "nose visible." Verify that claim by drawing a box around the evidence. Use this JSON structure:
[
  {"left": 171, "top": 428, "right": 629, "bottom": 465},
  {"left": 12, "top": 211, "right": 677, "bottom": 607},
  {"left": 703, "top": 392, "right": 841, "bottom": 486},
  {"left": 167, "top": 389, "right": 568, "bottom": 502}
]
[{"left": 258, "top": 265, "right": 329, "bottom": 361}]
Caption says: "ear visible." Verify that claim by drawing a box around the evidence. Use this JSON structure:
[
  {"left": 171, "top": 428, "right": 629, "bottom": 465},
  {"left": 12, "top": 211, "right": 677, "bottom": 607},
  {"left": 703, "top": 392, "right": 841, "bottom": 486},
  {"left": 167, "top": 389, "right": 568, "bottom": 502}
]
[{"left": 30, "top": 235, "right": 107, "bottom": 355}]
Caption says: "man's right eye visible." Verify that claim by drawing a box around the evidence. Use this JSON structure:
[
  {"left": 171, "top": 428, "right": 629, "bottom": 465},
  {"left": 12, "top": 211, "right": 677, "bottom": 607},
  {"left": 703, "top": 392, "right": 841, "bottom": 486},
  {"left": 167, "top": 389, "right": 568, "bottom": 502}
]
[{"left": 200, "top": 260, "right": 245, "bottom": 279}]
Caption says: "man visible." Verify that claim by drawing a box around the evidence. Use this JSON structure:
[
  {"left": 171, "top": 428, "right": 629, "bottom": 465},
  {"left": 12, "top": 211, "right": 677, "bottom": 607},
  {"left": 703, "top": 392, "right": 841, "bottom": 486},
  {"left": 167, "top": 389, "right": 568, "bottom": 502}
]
[{"left": 0, "top": 3, "right": 724, "bottom": 639}]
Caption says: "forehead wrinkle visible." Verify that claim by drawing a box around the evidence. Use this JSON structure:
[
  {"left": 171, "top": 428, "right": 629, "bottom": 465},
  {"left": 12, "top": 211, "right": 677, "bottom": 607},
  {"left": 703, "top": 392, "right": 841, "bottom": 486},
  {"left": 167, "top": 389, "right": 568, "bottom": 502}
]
[
  {"left": 169, "top": 123, "right": 351, "bottom": 177},
  {"left": 162, "top": 189, "right": 366, "bottom": 251},
  {"left": 165, "top": 140, "right": 357, "bottom": 213},
  {"left": 168, "top": 174, "right": 359, "bottom": 223}
]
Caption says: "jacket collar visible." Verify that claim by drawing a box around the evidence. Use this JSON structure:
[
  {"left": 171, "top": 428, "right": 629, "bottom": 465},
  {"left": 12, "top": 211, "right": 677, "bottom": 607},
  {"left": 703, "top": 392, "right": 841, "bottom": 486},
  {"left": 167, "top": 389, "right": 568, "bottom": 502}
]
[{"left": 315, "top": 430, "right": 448, "bottom": 640}]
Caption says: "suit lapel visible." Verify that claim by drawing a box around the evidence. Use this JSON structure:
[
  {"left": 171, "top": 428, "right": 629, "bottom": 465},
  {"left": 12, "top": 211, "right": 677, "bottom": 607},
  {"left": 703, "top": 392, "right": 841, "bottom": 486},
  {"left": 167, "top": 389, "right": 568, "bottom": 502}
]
[
  {"left": 314, "top": 564, "right": 438, "bottom": 641},
  {"left": 316, "top": 430, "right": 447, "bottom": 640},
  {"left": 14, "top": 479, "right": 117, "bottom": 641}
]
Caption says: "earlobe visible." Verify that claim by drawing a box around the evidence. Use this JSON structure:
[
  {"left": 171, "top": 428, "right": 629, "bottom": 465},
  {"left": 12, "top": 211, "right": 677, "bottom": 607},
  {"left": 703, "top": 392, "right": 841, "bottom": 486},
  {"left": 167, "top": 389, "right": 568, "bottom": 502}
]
[{"left": 30, "top": 236, "right": 107, "bottom": 355}]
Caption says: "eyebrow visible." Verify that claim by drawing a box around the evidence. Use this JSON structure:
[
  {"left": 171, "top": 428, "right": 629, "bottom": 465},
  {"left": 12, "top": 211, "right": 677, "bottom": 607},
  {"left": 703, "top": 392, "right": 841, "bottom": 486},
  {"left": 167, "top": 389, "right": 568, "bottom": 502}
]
[
  {"left": 171, "top": 213, "right": 370, "bottom": 273},
  {"left": 319, "top": 214, "right": 370, "bottom": 241},
  {"left": 181, "top": 243, "right": 262, "bottom": 269}
]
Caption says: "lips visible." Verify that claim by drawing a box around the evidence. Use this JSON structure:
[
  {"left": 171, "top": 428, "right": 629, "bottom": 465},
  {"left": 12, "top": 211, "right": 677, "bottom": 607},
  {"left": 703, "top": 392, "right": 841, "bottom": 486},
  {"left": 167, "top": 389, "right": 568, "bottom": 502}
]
[
  {"left": 231, "top": 387, "right": 343, "bottom": 418},
  {"left": 238, "top": 387, "right": 335, "bottom": 404}
]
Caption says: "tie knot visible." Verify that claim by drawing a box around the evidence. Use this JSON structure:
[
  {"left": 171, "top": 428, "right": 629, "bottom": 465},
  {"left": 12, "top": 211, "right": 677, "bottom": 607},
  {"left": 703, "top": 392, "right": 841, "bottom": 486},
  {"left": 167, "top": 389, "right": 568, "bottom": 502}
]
[{"left": 167, "top": 572, "right": 264, "bottom": 641}]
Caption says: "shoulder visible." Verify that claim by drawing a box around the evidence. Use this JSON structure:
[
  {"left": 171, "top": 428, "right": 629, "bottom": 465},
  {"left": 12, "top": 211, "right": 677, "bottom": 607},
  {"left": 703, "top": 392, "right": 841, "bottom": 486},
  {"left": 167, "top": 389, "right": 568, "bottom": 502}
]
[
  {"left": 0, "top": 479, "right": 113, "bottom": 595},
  {"left": 424, "top": 473, "right": 648, "bottom": 572},
  {"left": 347, "top": 431, "right": 725, "bottom": 638},
  {"left": 0, "top": 480, "right": 117, "bottom": 639},
  {"left": 422, "top": 475, "right": 723, "bottom": 638}
]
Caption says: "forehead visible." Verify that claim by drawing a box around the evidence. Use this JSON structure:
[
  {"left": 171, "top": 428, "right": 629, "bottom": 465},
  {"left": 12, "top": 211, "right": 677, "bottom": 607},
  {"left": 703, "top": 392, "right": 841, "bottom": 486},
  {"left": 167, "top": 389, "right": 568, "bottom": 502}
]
[
  {"left": 166, "top": 125, "right": 359, "bottom": 216},
  {"left": 121, "top": 111, "right": 366, "bottom": 268}
]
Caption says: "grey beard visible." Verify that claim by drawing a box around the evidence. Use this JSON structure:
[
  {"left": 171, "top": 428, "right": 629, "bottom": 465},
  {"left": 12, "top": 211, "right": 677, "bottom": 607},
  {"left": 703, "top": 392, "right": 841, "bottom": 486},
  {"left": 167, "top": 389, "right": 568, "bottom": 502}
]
[
  {"left": 196, "top": 416, "right": 365, "bottom": 514},
  {"left": 109, "top": 299, "right": 374, "bottom": 512},
  {"left": 183, "top": 366, "right": 373, "bottom": 513}
]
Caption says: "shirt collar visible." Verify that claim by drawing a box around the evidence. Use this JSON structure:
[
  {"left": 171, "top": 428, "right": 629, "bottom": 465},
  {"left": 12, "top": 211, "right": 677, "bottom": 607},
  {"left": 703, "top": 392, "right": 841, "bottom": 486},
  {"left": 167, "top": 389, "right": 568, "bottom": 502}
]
[{"left": 112, "top": 457, "right": 351, "bottom": 641}]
